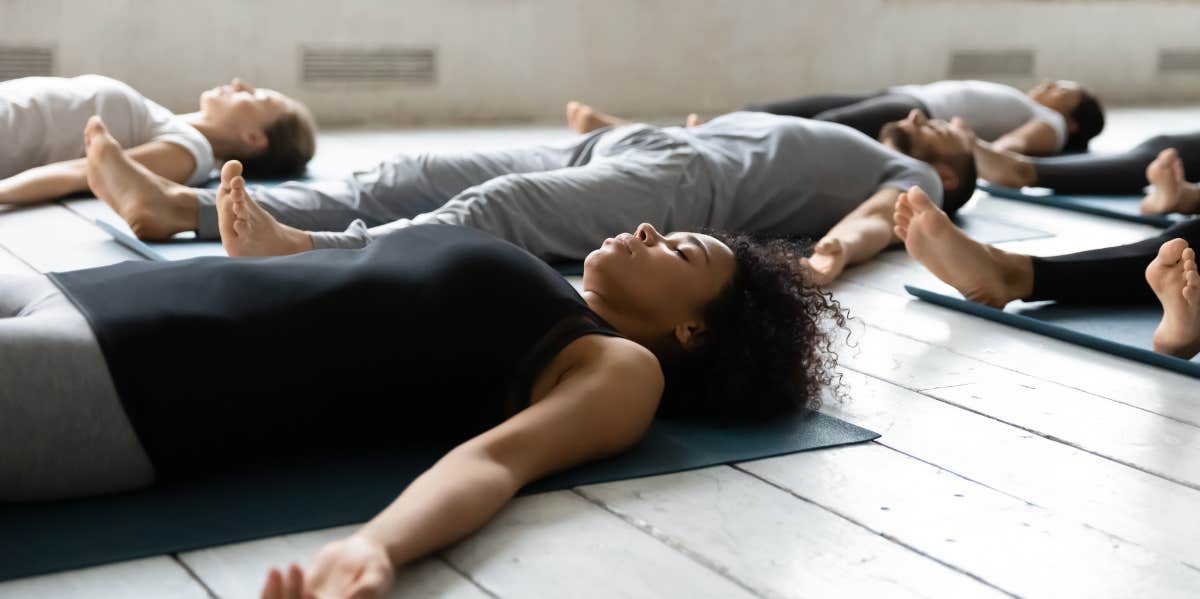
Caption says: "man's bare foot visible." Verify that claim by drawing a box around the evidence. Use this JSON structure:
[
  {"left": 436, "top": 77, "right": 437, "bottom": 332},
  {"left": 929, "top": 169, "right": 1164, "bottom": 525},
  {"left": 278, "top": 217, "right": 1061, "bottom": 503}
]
[
  {"left": 1141, "top": 148, "right": 1200, "bottom": 216},
  {"left": 685, "top": 113, "right": 703, "bottom": 128},
  {"left": 894, "top": 185, "right": 1034, "bottom": 308},
  {"left": 973, "top": 140, "right": 1037, "bottom": 188},
  {"left": 1145, "top": 238, "right": 1200, "bottom": 359},
  {"left": 215, "top": 161, "right": 313, "bottom": 257},
  {"left": 565, "top": 101, "right": 630, "bottom": 134},
  {"left": 84, "top": 116, "right": 198, "bottom": 240}
]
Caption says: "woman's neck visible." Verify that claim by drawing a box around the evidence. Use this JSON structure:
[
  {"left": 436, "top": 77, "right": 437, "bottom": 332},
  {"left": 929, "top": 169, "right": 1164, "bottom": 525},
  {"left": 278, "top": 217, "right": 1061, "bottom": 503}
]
[
  {"left": 582, "top": 290, "right": 673, "bottom": 356},
  {"left": 178, "top": 112, "right": 239, "bottom": 160}
]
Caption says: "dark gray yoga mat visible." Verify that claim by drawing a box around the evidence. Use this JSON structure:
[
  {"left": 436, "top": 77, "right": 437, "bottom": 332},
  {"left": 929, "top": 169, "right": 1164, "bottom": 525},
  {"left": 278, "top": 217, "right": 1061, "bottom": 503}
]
[
  {"left": 0, "top": 410, "right": 876, "bottom": 582},
  {"left": 906, "top": 285, "right": 1200, "bottom": 379},
  {"left": 980, "top": 183, "right": 1192, "bottom": 228}
]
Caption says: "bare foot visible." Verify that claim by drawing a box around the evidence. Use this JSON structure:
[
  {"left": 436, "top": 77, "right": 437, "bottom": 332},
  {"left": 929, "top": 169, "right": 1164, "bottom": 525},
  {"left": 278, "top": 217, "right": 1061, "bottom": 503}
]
[
  {"left": 1145, "top": 239, "right": 1200, "bottom": 359},
  {"left": 685, "top": 113, "right": 703, "bottom": 128},
  {"left": 973, "top": 140, "right": 1037, "bottom": 188},
  {"left": 84, "top": 116, "right": 198, "bottom": 240},
  {"left": 1141, "top": 148, "right": 1200, "bottom": 215},
  {"left": 565, "top": 101, "right": 630, "bottom": 134},
  {"left": 215, "top": 161, "right": 313, "bottom": 257},
  {"left": 894, "top": 185, "right": 1033, "bottom": 308}
]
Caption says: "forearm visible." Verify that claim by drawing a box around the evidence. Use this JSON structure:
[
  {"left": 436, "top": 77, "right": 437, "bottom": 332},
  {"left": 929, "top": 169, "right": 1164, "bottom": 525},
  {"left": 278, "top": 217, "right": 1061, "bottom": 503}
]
[
  {"left": 820, "top": 214, "right": 896, "bottom": 266},
  {"left": 0, "top": 160, "right": 89, "bottom": 204},
  {"left": 991, "top": 137, "right": 1027, "bottom": 155},
  {"left": 992, "top": 120, "right": 1059, "bottom": 157},
  {"left": 356, "top": 448, "right": 521, "bottom": 567}
]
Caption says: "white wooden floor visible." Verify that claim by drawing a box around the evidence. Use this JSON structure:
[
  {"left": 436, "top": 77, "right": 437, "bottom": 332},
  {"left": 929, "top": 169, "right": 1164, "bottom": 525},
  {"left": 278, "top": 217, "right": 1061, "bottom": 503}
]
[{"left": 2, "top": 108, "right": 1199, "bottom": 599}]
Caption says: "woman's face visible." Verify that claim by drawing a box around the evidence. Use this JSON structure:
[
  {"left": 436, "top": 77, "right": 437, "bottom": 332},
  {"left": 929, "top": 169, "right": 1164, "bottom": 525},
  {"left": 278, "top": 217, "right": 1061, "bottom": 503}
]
[
  {"left": 1028, "top": 80, "right": 1083, "bottom": 114},
  {"left": 583, "top": 223, "right": 735, "bottom": 341},
  {"left": 199, "top": 78, "right": 292, "bottom": 149}
]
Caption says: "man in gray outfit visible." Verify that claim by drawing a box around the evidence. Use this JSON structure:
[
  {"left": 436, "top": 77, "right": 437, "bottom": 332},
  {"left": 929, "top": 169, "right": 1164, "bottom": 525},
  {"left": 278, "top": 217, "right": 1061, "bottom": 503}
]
[{"left": 87, "top": 106, "right": 977, "bottom": 284}]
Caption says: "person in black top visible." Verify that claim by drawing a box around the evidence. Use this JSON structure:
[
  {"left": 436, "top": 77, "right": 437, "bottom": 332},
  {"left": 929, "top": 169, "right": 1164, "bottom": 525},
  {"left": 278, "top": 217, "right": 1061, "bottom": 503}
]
[
  {"left": 891, "top": 185, "right": 1200, "bottom": 360},
  {"left": 973, "top": 130, "right": 1200, "bottom": 217},
  {"left": 0, "top": 154, "right": 845, "bottom": 598}
]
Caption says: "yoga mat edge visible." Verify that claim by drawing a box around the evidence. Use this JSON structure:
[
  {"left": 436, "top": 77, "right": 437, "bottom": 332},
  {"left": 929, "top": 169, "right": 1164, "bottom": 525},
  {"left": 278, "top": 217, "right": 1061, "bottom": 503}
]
[
  {"left": 93, "top": 219, "right": 168, "bottom": 262},
  {"left": 905, "top": 285, "right": 1200, "bottom": 379},
  {"left": 979, "top": 184, "right": 1176, "bottom": 228}
]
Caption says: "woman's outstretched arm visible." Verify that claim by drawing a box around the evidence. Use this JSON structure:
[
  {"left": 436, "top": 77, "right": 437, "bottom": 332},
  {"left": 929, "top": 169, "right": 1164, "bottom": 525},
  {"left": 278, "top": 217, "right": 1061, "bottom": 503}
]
[
  {"left": 992, "top": 119, "right": 1060, "bottom": 157},
  {"left": 260, "top": 335, "right": 663, "bottom": 599},
  {"left": 801, "top": 187, "right": 904, "bottom": 286},
  {"left": 0, "top": 140, "right": 195, "bottom": 205}
]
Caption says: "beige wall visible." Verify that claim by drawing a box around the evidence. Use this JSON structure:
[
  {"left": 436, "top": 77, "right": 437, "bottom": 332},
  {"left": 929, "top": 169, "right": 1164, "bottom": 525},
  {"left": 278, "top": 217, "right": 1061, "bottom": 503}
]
[{"left": 3, "top": 0, "right": 1198, "bottom": 125}]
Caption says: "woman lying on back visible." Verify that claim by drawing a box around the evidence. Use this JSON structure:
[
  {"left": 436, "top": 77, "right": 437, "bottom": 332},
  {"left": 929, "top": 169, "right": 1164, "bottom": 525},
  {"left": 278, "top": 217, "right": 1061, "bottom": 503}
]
[
  {"left": 0, "top": 123, "right": 845, "bottom": 598},
  {"left": 0, "top": 74, "right": 315, "bottom": 206}
]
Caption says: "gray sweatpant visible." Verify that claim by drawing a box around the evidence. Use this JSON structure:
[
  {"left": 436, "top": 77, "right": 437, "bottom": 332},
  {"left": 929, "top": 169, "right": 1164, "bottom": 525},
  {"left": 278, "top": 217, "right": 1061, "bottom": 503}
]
[
  {"left": 0, "top": 274, "right": 153, "bottom": 502},
  {"left": 194, "top": 125, "right": 717, "bottom": 262}
]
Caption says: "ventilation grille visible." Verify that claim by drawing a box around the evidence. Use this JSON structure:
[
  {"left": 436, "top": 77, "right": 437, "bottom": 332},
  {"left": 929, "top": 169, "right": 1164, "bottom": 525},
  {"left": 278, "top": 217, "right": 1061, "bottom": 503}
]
[
  {"left": 1159, "top": 49, "right": 1200, "bottom": 73},
  {"left": 948, "top": 50, "right": 1035, "bottom": 78},
  {"left": 302, "top": 47, "right": 435, "bottom": 84},
  {"left": 0, "top": 46, "right": 53, "bottom": 81}
]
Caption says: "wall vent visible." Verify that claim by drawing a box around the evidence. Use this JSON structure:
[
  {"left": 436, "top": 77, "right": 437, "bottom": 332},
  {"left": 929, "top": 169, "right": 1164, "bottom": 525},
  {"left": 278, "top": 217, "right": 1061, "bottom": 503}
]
[
  {"left": 1159, "top": 49, "right": 1200, "bottom": 73},
  {"left": 302, "top": 47, "right": 435, "bottom": 84},
  {"left": 0, "top": 46, "right": 53, "bottom": 81},
  {"left": 947, "top": 50, "right": 1034, "bottom": 78}
]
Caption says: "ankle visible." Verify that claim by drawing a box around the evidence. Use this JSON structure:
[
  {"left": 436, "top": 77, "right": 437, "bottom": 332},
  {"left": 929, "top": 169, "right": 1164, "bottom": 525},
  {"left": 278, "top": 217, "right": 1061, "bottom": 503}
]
[
  {"left": 1014, "top": 159, "right": 1037, "bottom": 187},
  {"left": 1182, "top": 185, "right": 1200, "bottom": 214},
  {"left": 990, "top": 246, "right": 1034, "bottom": 302},
  {"left": 285, "top": 226, "right": 315, "bottom": 255},
  {"left": 167, "top": 190, "right": 200, "bottom": 232}
]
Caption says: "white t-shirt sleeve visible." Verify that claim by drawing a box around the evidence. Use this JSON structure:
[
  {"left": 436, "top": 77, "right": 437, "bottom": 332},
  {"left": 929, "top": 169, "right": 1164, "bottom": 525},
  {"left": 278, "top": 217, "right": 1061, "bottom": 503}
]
[
  {"left": 1028, "top": 101, "right": 1068, "bottom": 152},
  {"left": 141, "top": 98, "right": 215, "bottom": 185}
]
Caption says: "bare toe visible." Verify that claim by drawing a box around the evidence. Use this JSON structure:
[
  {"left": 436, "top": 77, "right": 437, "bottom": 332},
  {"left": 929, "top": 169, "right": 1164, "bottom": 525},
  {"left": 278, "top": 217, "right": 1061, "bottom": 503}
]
[{"left": 1148, "top": 240, "right": 1200, "bottom": 358}]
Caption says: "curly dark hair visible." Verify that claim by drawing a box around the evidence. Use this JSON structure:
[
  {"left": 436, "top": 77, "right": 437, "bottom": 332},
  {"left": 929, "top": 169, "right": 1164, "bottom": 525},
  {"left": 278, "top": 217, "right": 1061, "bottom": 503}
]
[
  {"left": 658, "top": 233, "right": 847, "bottom": 421},
  {"left": 237, "top": 104, "right": 317, "bottom": 179}
]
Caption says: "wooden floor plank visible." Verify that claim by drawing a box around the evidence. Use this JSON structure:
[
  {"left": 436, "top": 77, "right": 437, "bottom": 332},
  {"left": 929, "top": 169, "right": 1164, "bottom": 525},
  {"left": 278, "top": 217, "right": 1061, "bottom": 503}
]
[
  {"left": 739, "top": 442, "right": 1200, "bottom": 598},
  {"left": 0, "top": 556, "right": 210, "bottom": 599},
  {"left": 833, "top": 313, "right": 1200, "bottom": 490},
  {"left": 0, "top": 243, "right": 34, "bottom": 274},
  {"left": 824, "top": 369, "right": 1200, "bottom": 570},
  {"left": 830, "top": 277, "right": 1200, "bottom": 424},
  {"left": 180, "top": 525, "right": 490, "bottom": 599},
  {"left": 578, "top": 466, "right": 1009, "bottom": 599},
  {"left": 444, "top": 491, "right": 759, "bottom": 599},
  {"left": 0, "top": 203, "right": 141, "bottom": 272}
]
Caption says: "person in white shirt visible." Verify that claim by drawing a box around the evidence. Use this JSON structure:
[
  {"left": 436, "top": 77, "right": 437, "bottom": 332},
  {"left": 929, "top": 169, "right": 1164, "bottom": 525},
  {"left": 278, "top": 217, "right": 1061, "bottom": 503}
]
[
  {"left": 0, "top": 75, "right": 316, "bottom": 206},
  {"left": 741, "top": 80, "right": 1104, "bottom": 157}
]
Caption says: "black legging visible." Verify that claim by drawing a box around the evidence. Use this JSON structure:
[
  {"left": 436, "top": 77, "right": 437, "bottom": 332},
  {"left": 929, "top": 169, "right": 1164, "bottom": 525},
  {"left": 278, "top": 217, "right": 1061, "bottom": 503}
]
[
  {"left": 1030, "top": 218, "right": 1200, "bottom": 304},
  {"left": 1034, "top": 131, "right": 1200, "bottom": 194},
  {"left": 744, "top": 91, "right": 927, "bottom": 140}
]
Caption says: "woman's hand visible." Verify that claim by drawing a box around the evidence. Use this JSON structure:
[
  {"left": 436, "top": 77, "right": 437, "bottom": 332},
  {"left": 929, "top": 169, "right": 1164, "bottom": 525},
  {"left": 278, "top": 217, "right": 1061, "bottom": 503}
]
[
  {"left": 260, "top": 534, "right": 395, "bottom": 599},
  {"left": 800, "top": 237, "right": 847, "bottom": 286}
]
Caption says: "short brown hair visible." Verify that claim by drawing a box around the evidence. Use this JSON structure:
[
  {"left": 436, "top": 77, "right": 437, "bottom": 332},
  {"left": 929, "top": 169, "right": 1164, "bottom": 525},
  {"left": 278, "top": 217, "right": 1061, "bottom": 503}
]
[{"left": 238, "top": 103, "right": 317, "bottom": 179}]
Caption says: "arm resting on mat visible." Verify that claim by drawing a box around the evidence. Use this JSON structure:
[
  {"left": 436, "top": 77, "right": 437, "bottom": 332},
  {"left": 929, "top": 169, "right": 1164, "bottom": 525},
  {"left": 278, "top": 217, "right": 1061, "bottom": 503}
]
[
  {"left": 992, "top": 120, "right": 1060, "bottom": 157},
  {"left": 0, "top": 141, "right": 196, "bottom": 205},
  {"left": 259, "top": 335, "right": 663, "bottom": 599},
  {"left": 801, "top": 187, "right": 902, "bottom": 285}
]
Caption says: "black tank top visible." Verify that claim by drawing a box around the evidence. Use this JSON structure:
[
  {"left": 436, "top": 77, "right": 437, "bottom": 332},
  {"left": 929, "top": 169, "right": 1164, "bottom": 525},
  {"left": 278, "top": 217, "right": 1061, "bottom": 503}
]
[{"left": 51, "top": 225, "right": 621, "bottom": 476}]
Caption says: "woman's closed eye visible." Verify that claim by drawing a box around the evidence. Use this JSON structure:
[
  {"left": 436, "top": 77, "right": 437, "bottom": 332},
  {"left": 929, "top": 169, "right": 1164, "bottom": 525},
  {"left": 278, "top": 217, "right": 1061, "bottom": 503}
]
[{"left": 675, "top": 247, "right": 689, "bottom": 262}]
